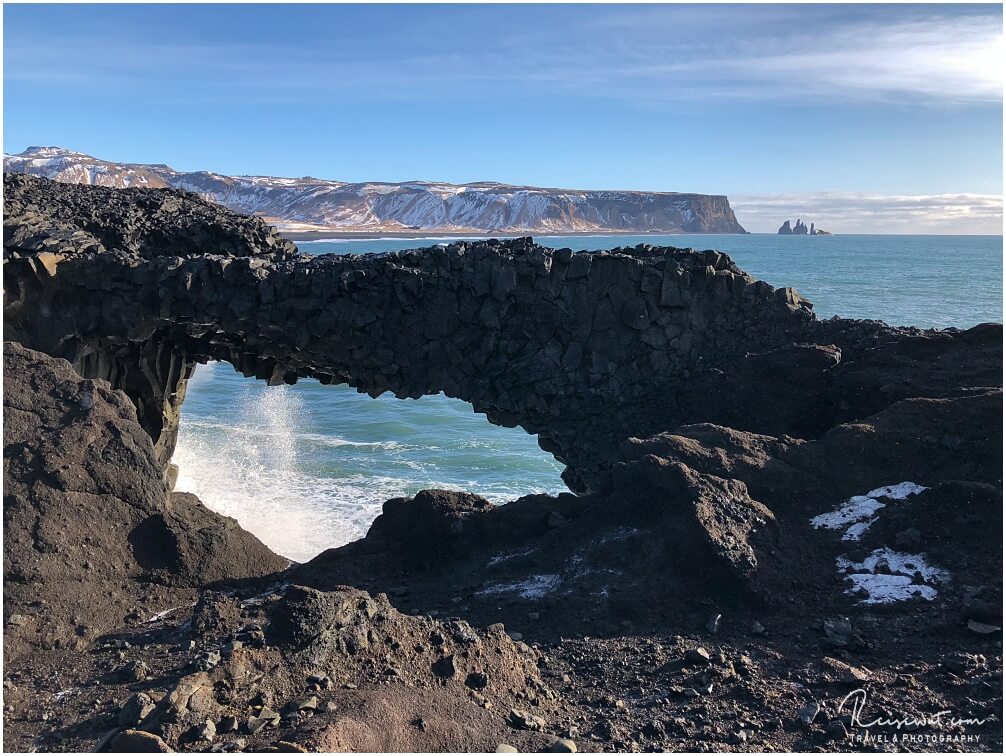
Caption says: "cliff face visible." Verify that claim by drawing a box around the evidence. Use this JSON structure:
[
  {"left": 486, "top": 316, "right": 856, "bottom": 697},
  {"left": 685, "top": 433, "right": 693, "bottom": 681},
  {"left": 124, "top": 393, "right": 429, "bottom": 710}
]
[{"left": 4, "top": 146, "right": 748, "bottom": 234}]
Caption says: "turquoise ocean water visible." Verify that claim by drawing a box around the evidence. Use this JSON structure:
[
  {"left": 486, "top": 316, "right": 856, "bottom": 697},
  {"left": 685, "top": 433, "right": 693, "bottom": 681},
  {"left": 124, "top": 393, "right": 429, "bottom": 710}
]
[{"left": 173, "top": 234, "right": 1003, "bottom": 560}]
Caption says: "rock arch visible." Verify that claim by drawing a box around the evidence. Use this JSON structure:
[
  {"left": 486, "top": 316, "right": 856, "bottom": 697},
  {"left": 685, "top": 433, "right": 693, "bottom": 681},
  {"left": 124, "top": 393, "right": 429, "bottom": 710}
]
[{"left": 4, "top": 174, "right": 876, "bottom": 491}]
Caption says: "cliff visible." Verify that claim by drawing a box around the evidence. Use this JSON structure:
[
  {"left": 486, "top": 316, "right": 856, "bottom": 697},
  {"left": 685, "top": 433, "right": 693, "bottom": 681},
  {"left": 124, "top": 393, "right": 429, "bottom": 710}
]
[{"left": 4, "top": 146, "right": 748, "bottom": 235}]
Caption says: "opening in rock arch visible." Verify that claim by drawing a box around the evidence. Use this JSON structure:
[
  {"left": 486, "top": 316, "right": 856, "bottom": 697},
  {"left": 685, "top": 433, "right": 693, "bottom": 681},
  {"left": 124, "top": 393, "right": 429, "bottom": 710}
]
[{"left": 171, "top": 362, "right": 567, "bottom": 562}]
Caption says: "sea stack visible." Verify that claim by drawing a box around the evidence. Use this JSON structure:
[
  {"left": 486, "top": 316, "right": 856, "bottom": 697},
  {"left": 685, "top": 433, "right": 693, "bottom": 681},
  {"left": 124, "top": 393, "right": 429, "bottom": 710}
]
[{"left": 779, "top": 219, "right": 832, "bottom": 235}]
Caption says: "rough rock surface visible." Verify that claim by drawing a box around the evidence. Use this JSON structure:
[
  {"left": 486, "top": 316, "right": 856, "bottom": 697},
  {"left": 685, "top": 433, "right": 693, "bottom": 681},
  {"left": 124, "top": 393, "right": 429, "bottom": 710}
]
[
  {"left": 3, "top": 342, "right": 288, "bottom": 659},
  {"left": 2, "top": 175, "right": 1002, "bottom": 752},
  {"left": 291, "top": 384, "right": 1002, "bottom": 625}
]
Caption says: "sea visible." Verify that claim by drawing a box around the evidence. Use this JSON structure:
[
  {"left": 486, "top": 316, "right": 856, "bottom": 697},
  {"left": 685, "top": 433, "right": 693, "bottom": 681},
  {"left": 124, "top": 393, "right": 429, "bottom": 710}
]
[{"left": 172, "top": 234, "right": 1003, "bottom": 561}]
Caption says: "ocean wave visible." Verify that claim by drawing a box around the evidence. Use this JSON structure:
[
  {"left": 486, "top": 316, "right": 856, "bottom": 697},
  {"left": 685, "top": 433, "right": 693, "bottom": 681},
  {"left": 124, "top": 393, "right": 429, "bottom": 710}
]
[
  {"left": 173, "top": 361, "right": 566, "bottom": 562},
  {"left": 178, "top": 417, "right": 405, "bottom": 451},
  {"left": 173, "top": 429, "right": 561, "bottom": 564}
]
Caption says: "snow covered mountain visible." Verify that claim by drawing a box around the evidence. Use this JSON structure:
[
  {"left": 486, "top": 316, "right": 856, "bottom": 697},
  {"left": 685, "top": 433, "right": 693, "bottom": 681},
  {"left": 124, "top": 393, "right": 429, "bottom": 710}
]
[{"left": 4, "top": 146, "right": 747, "bottom": 235}]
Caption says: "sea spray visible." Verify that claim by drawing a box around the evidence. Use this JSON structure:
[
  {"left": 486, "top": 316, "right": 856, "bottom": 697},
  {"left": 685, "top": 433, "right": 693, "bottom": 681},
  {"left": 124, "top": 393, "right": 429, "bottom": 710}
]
[
  {"left": 172, "top": 362, "right": 566, "bottom": 562},
  {"left": 173, "top": 365, "right": 348, "bottom": 561}
]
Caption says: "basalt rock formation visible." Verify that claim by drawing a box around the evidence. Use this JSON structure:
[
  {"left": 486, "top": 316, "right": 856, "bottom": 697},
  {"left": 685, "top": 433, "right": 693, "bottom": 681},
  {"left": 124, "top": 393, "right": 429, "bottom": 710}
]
[
  {"left": 3, "top": 342, "right": 289, "bottom": 659},
  {"left": 777, "top": 219, "right": 809, "bottom": 235},
  {"left": 1, "top": 173, "right": 956, "bottom": 493},
  {"left": 3, "top": 174, "right": 1003, "bottom": 752},
  {"left": 4, "top": 174, "right": 811, "bottom": 490}
]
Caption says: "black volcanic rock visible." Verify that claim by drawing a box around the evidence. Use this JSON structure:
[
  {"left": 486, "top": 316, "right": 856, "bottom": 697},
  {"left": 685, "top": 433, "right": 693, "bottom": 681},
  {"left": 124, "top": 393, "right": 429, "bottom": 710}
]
[
  {"left": 289, "top": 392, "right": 1002, "bottom": 675},
  {"left": 2, "top": 342, "right": 288, "bottom": 659},
  {"left": 2, "top": 174, "right": 806, "bottom": 483},
  {"left": 780, "top": 218, "right": 831, "bottom": 235}
]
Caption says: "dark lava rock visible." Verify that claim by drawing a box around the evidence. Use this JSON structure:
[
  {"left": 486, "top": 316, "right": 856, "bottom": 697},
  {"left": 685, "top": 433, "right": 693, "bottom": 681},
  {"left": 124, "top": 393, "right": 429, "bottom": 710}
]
[
  {"left": 432, "top": 655, "right": 457, "bottom": 679},
  {"left": 365, "top": 490, "right": 495, "bottom": 565},
  {"left": 465, "top": 671, "right": 489, "bottom": 690},
  {"left": 116, "top": 660, "right": 151, "bottom": 683},
  {"left": 798, "top": 701, "right": 820, "bottom": 728},
  {"left": 267, "top": 585, "right": 378, "bottom": 650},
  {"left": 118, "top": 692, "right": 155, "bottom": 727},
  {"left": 509, "top": 708, "right": 545, "bottom": 731},
  {"left": 2, "top": 342, "right": 288, "bottom": 658},
  {"left": 685, "top": 648, "right": 712, "bottom": 666}
]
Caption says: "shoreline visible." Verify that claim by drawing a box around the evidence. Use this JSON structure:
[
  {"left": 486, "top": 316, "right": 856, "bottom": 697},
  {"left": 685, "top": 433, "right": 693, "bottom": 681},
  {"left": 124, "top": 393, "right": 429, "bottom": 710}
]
[
  {"left": 280, "top": 229, "right": 753, "bottom": 242},
  {"left": 283, "top": 230, "right": 1006, "bottom": 243}
]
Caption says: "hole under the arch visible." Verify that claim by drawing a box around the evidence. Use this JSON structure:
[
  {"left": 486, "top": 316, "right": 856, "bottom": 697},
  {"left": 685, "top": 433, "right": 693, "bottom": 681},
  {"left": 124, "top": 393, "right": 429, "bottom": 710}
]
[{"left": 171, "top": 362, "right": 567, "bottom": 562}]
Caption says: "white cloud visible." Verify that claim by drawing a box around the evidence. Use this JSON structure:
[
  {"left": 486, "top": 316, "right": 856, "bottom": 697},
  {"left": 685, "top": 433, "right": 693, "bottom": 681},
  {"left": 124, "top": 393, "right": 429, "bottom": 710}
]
[
  {"left": 4, "top": 7, "right": 1002, "bottom": 105},
  {"left": 667, "top": 14, "right": 1005, "bottom": 104},
  {"left": 732, "top": 192, "right": 1003, "bottom": 234}
]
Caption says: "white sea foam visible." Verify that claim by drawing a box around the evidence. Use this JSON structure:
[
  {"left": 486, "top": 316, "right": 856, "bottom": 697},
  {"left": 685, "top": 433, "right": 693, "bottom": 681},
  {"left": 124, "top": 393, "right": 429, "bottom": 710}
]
[
  {"left": 173, "top": 362, "right": 565, "bottom": 563},
  {"left": 180, "top": 418, "right": 403, "bottom": 450},
  {"left": 173, "top": 385, "right": 355, "bottom": 562}
]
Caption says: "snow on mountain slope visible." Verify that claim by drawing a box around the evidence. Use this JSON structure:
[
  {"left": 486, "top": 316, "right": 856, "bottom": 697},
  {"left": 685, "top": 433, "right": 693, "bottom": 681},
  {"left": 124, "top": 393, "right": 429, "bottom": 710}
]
[{"left": 4, "top": 146, "right": 747, "bottom": 234}]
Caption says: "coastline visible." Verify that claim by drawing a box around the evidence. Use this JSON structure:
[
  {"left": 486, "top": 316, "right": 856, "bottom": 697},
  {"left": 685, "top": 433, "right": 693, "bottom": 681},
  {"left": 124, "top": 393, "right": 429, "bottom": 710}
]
[
  {"left": 283, "top": 229, "right": 1006, "bottom": 243},
  {"left": 281, "top": 228, "right": 752, "bottom": 242}
]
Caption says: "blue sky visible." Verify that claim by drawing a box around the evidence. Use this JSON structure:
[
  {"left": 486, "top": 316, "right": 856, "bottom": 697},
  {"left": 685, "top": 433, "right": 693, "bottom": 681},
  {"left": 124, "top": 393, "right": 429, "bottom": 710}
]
[{"left": 3, "top": 3, "right": 1003, "bottom": 232}]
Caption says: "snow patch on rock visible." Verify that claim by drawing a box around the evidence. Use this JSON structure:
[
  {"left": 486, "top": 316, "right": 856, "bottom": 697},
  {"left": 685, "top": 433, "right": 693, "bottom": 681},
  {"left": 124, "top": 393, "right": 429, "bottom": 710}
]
[
  {"left": 813, "top": 483, "right": 949, "bottom": 604},
  {"left": 477, "top": 574, "right": 561, "bottom": 600},
  {"left": 837, "top": 548, "right": 949, "bottom": 604},
  {"left": 487, "top": 547, "right": 537, "bottom": 568},
  {"left": 865, "top": 482, "right": 928, "bottom": 500},
  {"left": 811, "top": 481, "right": 927, "bottom": 541},
  {"left": 811, "top": 495, "right": 886, "bottom": 537}
]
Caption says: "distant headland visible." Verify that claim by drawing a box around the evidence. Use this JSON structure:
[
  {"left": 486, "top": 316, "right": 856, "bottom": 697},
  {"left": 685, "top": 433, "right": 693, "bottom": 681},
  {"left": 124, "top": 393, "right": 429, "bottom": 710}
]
[{"left": 3, "top": 145, "right": 748, "bottom": 236}]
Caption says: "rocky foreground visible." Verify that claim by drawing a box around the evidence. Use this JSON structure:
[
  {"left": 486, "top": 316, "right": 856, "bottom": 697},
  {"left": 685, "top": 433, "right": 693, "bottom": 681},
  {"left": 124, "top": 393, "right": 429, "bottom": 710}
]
[{"left": 2, "top": 175, "right": 1003, "bottom": 752}]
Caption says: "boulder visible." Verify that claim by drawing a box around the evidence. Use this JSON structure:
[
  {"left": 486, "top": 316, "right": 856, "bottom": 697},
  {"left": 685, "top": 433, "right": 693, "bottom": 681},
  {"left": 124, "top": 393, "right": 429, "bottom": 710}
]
[{"left": 2, "top": 342, "right": 287, "bottom": 658}]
